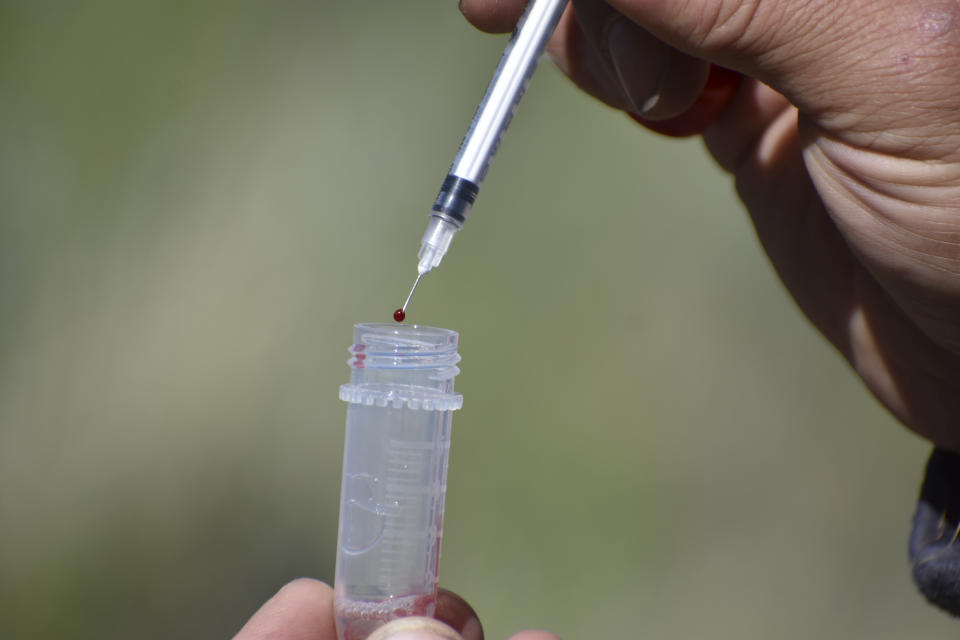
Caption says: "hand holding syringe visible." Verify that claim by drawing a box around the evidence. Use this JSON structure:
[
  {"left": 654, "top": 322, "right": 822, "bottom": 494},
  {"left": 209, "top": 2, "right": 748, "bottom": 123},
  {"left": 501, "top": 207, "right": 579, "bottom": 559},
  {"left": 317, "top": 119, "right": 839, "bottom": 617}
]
[
  {"left": 395, "top": 0, "right": 569, "bottom": 321},
  {"left": 236, "top": 0, "right": 960, "bottom": 629}
]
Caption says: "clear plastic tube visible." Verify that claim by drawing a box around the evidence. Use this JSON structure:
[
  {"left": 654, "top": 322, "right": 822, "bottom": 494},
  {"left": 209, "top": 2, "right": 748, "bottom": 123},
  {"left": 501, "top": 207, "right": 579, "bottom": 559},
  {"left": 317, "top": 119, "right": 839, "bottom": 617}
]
[{"left": 334, "top": 323, "right": 463, "bottom": 640}]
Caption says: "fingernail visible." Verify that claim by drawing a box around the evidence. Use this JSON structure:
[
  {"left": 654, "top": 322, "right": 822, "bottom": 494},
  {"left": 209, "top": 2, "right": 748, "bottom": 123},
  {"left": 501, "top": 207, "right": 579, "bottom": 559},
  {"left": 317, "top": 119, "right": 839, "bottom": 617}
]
[
  {"left": 367, "top": 617, "right": 464, "bottom": 640},
  {"left": 381, "top": 632, "right": 449, "bottom": 640},
  {"left": 606, "top": 18, "right": 666, "bottom": 114}
]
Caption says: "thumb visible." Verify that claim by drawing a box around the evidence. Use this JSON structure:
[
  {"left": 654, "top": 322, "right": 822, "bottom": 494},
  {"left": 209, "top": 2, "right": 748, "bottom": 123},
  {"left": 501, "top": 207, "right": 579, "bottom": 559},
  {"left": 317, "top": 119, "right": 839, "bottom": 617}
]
[
  {"left": 367, "top": 617, "right": 463, "bottom": 640},
  {"left": 602, "top": 0, "right": 960, "bottom": 154}
]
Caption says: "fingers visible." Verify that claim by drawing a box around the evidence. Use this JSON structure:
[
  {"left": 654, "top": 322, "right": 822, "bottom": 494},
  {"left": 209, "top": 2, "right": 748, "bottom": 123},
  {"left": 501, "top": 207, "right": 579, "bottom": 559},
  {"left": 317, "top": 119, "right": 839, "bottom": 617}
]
[
  {"left": 459, "top": 0, "right": 629, "bottom": 110},
  {"left": 231, "top": 580, "right": 558, "bottom": 640},
  {"left": 605, "top": 0, "right": 960, "bottom": 147},
  {"left": 603, "top": 0, "right": 863, "bottom": 86},
  {"left": 435, "top": 589, "right": 484, "bottom": 640},
  {"left": 233, "top": 579, "right": 336, "bottom": 640},
  {"left": 701, "top": 78, "right": 791, "bottom": 172},
  {"left": 507, "top": 632, "right": 563, "bottom": 640},
  {"left": 462, "top": 0, "right": 723, "bottom": 129},
  {"left": 572, "top": 0, "right": 709, "bottom": 119},
  {"left": 459, "top": 0, "right": 528, "bottom": 33},
  {"left": 367, "top": 618, "right": 560, "bottom": 640},
  {"left": 460, "top": 0, "right": 629, "bottom": 110},
  {"left": 630, "top": 63, "right": 741, "bottom": 137},
  {"left": 368, "top": 617, "right": 463, "bottom": 640},
  {"left": 234, "top": 583, "right": 483, "bottom": 640},
  {"left": 547, "top": 5, "right": 627, "bottom": 109},
  {"left": 464, "top": 0, "right": 960, "bottom": 149}
]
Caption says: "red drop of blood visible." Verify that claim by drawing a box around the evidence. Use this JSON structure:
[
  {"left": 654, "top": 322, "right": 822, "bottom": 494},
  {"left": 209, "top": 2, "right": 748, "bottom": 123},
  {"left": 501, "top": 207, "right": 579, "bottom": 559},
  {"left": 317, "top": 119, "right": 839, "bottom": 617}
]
[{"left": 393, "top": 308, "right": 406, "bottom": 323}]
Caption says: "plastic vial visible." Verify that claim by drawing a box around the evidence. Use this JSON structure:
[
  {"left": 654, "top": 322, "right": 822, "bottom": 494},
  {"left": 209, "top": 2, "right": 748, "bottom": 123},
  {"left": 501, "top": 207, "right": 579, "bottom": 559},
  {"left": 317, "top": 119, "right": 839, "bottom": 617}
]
[{"left": 334, "top": 323, "right": 463, "bottom": 640}]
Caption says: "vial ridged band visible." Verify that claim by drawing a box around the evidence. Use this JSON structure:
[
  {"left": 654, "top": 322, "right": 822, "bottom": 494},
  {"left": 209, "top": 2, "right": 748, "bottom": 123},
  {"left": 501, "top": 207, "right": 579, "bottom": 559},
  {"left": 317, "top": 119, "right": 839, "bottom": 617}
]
[{"left": 339, "top": 384, "right": 463, "bottom": 411}]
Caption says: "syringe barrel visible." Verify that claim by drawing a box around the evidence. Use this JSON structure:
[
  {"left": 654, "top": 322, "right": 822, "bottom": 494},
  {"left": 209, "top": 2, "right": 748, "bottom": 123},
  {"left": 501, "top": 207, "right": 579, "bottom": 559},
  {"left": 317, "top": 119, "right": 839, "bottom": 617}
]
[
  {"left": 334, "top": 323, "right": 463, "bottom": 640},
  {"left": 448, "top": 0, "right": 568, "bottom": 185}
]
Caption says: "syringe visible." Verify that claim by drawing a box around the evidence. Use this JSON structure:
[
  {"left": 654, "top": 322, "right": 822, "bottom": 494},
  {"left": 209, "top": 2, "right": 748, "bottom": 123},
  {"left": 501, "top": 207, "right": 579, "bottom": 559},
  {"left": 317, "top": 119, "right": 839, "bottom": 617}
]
[{"left": 400, "top": 0, "right": 569, "bottom": 314}]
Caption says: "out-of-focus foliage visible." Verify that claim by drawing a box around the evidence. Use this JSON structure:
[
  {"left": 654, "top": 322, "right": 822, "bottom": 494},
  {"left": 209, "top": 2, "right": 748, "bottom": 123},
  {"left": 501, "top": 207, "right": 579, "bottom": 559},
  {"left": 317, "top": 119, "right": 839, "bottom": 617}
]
[{"left": 0, "top": 1, "right": 953, "bottom": 638}]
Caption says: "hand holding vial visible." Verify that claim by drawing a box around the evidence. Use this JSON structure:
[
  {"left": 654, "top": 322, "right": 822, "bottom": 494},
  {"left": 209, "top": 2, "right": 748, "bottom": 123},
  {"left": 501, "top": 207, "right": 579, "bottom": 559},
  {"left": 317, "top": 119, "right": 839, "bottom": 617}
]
[
  {"left": 232, "top": 579, "right": 503, "bottom": 640},
  {"left": 232, "top": 579, "right": 566, "bottom": 640},
  {"left": 232, "top": 325, "right": 563, "bottom": 640}
]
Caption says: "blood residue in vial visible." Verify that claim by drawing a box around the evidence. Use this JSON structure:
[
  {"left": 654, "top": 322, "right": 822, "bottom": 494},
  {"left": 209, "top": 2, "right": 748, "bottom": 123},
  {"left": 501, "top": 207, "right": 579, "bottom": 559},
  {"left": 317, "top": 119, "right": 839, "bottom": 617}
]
[
  {"left": 393, "top": 308, "right": 406, "bottom": 323},
  {"left": 335, "top": 593, "right": 435, "bottom": 640}
]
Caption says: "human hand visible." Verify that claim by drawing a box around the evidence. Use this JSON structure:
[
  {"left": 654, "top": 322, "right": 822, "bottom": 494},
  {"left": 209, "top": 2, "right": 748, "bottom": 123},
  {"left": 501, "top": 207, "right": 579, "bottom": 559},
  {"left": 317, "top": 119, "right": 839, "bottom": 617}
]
[
  {"left": 460, "top": 0, "right": 960, "bottom": 450},
  {"left": 233, "top": 579, "right": 561, "bottom": 640}
]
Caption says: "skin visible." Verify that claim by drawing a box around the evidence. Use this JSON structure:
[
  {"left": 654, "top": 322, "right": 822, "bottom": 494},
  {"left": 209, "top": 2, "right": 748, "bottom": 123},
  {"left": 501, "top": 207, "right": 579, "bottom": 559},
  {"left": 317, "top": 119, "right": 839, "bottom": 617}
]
[
  {"left": 232, "top": 579, "right": 558, "bottom": 640},
  {"left": 460, "top": 0, "right": 960, "bottom": 450}
]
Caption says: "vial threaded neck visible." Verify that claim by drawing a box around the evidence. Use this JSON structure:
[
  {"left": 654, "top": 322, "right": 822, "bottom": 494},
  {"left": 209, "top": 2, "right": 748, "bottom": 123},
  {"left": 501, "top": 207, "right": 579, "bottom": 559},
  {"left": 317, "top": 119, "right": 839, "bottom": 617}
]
[{"left": 341, "top": 323, "right": 463, "bottom": 410}]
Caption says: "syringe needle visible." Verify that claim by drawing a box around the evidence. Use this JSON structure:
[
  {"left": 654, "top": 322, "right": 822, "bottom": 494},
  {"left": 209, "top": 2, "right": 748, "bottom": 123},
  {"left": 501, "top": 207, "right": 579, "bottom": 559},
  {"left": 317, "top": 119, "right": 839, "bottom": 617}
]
[
  {"left": 403, "top": 273, "right": 423, "bottom": 313},
  {"left": 394, "top": 273, "right": 424, "bottom": 323}
]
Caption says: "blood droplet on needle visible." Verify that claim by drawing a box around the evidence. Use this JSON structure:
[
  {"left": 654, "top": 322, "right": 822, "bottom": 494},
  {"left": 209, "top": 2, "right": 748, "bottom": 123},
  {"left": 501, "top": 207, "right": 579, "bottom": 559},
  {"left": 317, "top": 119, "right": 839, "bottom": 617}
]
[{"left": 393, "top": 308, "right": 406, "bottom": 323}]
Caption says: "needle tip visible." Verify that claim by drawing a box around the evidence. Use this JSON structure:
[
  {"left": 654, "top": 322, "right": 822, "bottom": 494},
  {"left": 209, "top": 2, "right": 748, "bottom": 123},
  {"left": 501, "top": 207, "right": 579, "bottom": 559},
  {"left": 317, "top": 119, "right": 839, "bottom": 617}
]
[{"left": 396, "top": 273, "right": 424, "bottom": 322}]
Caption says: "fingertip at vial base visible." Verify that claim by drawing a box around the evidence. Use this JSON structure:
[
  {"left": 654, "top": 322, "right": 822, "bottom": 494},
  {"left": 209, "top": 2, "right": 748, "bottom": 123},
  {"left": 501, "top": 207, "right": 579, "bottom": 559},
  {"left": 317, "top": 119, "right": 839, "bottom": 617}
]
[
  {"left": 366, "top": 617, "right": 463, "bottom": 640},
  {"left": 335, "top": 594, "right": 436, "bottom": 640}
]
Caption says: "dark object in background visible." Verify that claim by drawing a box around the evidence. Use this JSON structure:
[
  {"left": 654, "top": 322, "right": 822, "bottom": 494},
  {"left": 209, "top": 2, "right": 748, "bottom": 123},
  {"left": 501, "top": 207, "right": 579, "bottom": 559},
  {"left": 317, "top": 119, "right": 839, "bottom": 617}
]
[{"left": 910, "top": 448, "right": 960, "bottom": 616}]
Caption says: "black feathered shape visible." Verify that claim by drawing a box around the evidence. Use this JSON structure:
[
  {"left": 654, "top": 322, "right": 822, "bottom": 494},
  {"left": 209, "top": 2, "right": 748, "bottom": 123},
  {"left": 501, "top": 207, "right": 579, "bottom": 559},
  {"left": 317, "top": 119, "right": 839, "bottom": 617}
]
[{"left": 910, "top": 448, "right": 960, "bottom": 616}]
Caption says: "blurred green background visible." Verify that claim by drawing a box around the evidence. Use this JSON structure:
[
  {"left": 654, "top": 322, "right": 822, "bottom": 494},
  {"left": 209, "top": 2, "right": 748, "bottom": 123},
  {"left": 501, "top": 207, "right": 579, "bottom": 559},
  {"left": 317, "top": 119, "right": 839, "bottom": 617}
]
[{"left": 0, "top": 1, "right": 954, "bottom": 638}]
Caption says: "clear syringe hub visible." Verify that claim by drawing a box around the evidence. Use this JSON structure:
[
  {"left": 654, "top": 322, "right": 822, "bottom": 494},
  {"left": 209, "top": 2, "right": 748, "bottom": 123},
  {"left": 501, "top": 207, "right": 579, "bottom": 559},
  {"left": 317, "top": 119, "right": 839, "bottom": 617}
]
[
  {"left": 334, "top": 323, "right": 463, "bottom": 640},
  {"left": 418, "top": 176, "right": 477, "bottom": 274},
  {"left": 417, "top": 217, "right": 459, "bottom": 275}
]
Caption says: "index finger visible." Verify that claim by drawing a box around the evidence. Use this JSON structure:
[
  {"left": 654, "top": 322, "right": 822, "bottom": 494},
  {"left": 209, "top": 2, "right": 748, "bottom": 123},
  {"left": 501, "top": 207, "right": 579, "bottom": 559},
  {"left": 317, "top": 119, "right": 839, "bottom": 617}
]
[{"left": 459, "top": 0, "right": 529, "bottom": 33}]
